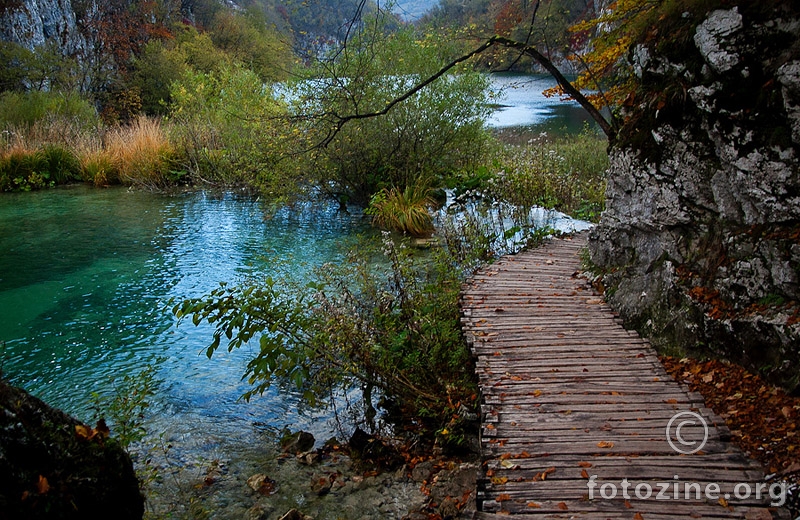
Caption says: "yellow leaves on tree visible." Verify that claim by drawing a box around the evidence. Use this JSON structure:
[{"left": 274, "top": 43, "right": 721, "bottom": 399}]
[{"left": 548, "top": 0, "right": 657, "bottom": 111}]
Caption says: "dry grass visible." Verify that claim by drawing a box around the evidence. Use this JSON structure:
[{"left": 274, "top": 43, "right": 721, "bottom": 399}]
[{"left": 105, "top": 116, "right": 174, "bottom": 189}]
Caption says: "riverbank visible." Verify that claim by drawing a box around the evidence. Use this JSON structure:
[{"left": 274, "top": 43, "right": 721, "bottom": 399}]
[{"left": 136, "top": 426, "right": 480, "bottom": 520}]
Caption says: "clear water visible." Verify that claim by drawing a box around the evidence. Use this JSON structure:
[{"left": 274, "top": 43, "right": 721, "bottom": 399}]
[
  {"left": 487, "top": 73, "right": 598, "bottom": 134},
  {"left": 0, "top": 186, "right": 367, "bottom": 422}
]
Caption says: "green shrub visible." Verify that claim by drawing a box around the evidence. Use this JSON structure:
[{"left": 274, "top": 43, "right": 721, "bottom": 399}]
[
  {"left": 291, "top": 20, "right": 492, "bottom": 206},
  {"left": 0, "top": 90, "right": 98, "bottom": 128},
  {"left": 488, "top": 128, "right": 609, "bottom": 221},
  {"left": 174, "top": 233, "right": 480, "bottom": 447},
  {"left": 0, "top": 148, "right": 51, "bottom": 191},
  {"left": 79, "top": 149, "right": 119, "bottom": 186}
]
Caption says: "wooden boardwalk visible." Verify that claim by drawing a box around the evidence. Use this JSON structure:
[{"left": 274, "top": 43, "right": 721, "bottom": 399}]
[{"left": 460, "top": 234, "right": 780, "bottom": 519}]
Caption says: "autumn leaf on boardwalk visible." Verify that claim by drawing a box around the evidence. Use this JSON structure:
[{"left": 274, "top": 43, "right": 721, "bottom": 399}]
[
  {"left": 527, "top": 502, "right": 541, "bottom": 508},
  {"left": 36, "top": 475, "right": 50, "bottom": 495},
  {"left": 597, "top": 441, "right": 614, "bottom": 448},
  {"left": 557, "top": 502, "right": 569, "bottom": 510},
  {"left": 497, "top": 493, "right": 511, "bottom": 502},
  {"left": 578, "top": 461, "right": 593, "bottom": 468},
  {"left": 581, "top": 469, "right": 590, "bottom": 478},
  {"left": 634, "top": 513, "right": 644, "bottom": 520}
]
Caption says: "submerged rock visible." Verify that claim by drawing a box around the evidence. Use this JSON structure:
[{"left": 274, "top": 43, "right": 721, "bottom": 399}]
[
  {"left": 280, "top": 430, "right": 316, "bottom": 454},
  {"left": 0, "top": 380, "right": 144, "bottom": 519}
]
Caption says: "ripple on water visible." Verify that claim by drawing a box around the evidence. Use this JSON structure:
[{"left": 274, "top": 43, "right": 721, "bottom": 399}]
[{"left": 0, "top": 187, "right": 374, "bottom": 511}]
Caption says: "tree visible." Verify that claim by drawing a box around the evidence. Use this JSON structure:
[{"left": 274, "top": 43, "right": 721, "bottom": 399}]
[{"left": 290, "top": 16, "right": 492, "bottom": 206}]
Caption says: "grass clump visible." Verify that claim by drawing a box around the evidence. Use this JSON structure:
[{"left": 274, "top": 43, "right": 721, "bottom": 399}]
[
  {"left": 366, "top": 183, "right": 437, "bottom": 237},
  {"left": 106, "top": 116, "right": 176, "bottom": 190}
]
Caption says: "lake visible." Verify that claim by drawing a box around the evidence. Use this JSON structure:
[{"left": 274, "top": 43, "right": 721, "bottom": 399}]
[
  {"left": 0, "top": 75, "right": 593, "bottom": 517},
  {"left": 486, "top": 73, "right": 597, "bottom": 134}
]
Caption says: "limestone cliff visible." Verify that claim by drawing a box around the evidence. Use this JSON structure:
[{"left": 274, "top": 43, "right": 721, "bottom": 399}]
[
  {"left": 0, "top": 0, "right": 93, "bottom": 56},
  {"left": 589, "top": 2, "right": 800, "bottom": 389}
]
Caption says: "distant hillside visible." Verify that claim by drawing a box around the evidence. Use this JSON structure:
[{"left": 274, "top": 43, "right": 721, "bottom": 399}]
[{"left": 392, "top": 0, "right": 439, "bottom": 21}]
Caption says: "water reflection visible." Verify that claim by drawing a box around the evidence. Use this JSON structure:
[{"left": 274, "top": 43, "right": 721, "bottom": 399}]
[
  {"left": 487, "top": 73, "right": 597, "bottom": 134},
  {"left": 0, "top": 187, "right": 368, "bottom": 432}
]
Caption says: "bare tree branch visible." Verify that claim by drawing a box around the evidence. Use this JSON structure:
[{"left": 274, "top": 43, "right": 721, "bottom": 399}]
[{"left": 315, "top": 35, "right": 617, "bottom": 148}]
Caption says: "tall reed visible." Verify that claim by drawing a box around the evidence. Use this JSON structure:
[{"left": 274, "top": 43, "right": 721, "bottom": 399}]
[{"left": 106, "top": 116, "right": 174, "bottom": 189}]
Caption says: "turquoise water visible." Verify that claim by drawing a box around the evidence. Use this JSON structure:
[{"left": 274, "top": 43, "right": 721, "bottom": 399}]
[{"left": 0, "top": 186, "right": 368, "bottom": 433}]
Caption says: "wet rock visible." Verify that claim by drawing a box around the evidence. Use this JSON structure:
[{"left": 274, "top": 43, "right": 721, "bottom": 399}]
[
  {"left": 348, "top": 428, "right": 404, "bottom": 472},
  {"left": 245, "top": 504, "right": 270, "bottom": 520},
  {"left": 589, "top": 1, "right": 800, "bottom": 390},
  {"left": 297, "top": 450, "right": 320, "bottom": 465},
  {"left": 310, "top": 473, "right": 335, "bottom": 496},
  {"left": 279, "top": 508, "right": 314, "bottom": 520},
  {"left": 246, "top": 473, "right": 277, "bottom": 495},
  {"left": 411, "top": 460, "right": 436, "bottom": 482},
  {"left": 280, "top": 430, "right": 315, "bottom": 454},
  {"left": 428, "top": 462, "right": 478, "bottom": 516},
  {"left": 0, "top": 380, "right": 144, "bottom": 519}
]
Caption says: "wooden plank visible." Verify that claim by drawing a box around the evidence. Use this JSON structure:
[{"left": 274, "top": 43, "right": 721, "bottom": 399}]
[{"left": 460, "top": 234, "right": 776, "bottom": 519}]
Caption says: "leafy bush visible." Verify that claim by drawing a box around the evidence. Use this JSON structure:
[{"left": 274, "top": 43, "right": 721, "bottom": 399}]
[
  {"left": 0, "top": 90, "right": 98, "bottom": 129},
  {"left": 291, "top": 19, "right": 492, "bottom": 206},
  {"left": 168, "top": 63, "right": 295, "bottom": 191},
  {"left": 42, "top": 144, "right": 81, "bottom": 184},
  {"left": 174, "top": 233, "right": 479, "bottom": 446},
  {"left": 0, "top": 148, "right": 51, "bottom": 191}
]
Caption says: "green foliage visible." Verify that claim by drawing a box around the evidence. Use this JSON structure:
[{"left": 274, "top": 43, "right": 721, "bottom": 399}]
[
  {"left": 0, "top": 41, "right": 82, "bottom": 93},
  {"left": 487, "top": 128, "right": 608, "bottom": 221},
  {"left": 91, "top": 359, "right": 163, "bottom": 451},
  {"left": 0, "top": 149, "right": 47, "bottom": 191},
  {"left": 291, "top": 19, "right": 492, "bottom": 205},
  {"left": 168, "top": 63, "right": 297, "bottom": 191},
  {"left": 130, "top": 40, "right": 189, "bottom": 116},
  {"left": 209, "top": 10, "right": 293, "bottom": 82},
  {"left": 366, "top": 183, "right": 437, "bottom": 237},
  {"left": 41, "top": 144, "right": 81, "bottom": 184},
  {"left": 174, "top": 233, "right": 479, "bottom": 442},
  {"left": 0, "top": 90, "right": 98, "bottom": 128}
]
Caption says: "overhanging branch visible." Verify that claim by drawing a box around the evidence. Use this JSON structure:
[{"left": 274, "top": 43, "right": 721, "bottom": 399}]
[{"left": 317, "top": 35, "right": 618, "bottom": 148}]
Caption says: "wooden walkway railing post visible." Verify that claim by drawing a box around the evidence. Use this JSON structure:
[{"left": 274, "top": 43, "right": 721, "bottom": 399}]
[{"left": 460, "top": 233, "right": 784, "bottom": 519}]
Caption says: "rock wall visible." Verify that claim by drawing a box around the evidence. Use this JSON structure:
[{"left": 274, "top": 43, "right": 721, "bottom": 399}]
[
  {"left": 0, "top": 0, "right": 93, "bottom": 56},
  {"left": 589, "top": 2, "right": 800, "bottom": 389}
]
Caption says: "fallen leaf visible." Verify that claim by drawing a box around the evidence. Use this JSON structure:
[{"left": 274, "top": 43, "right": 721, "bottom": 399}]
[
  {"left": 719, "top": 497, "right": 729, "bottom": 508},
  {"left": 597, "top": 441, "right": 614, "bottom": 448},
  {"left": 496, "top": 493, "right": 511, "bottom": 502},
  {"left": 578, "top": 461, "right": 592, "bottom": 468},
  {"left": 36, "top": 475, "right": 49, "bottom": 495},
  {"left": 491, "top": 476, "right": 509, "bottom": 485},
  {"left": 75, "top": 424, "right": 96, "bottom": 441},
  {"left": 581, "top": 469, "right": 589, "bottom": 478},
  {"left": 557, "top": 502, "right": 569, "bottom": 510},
  {"left": 527, "top": 502, "right": 541, "bottom": 508},
  {"left": 634, "top": 513, "right": 644, "bottom": 520}
]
